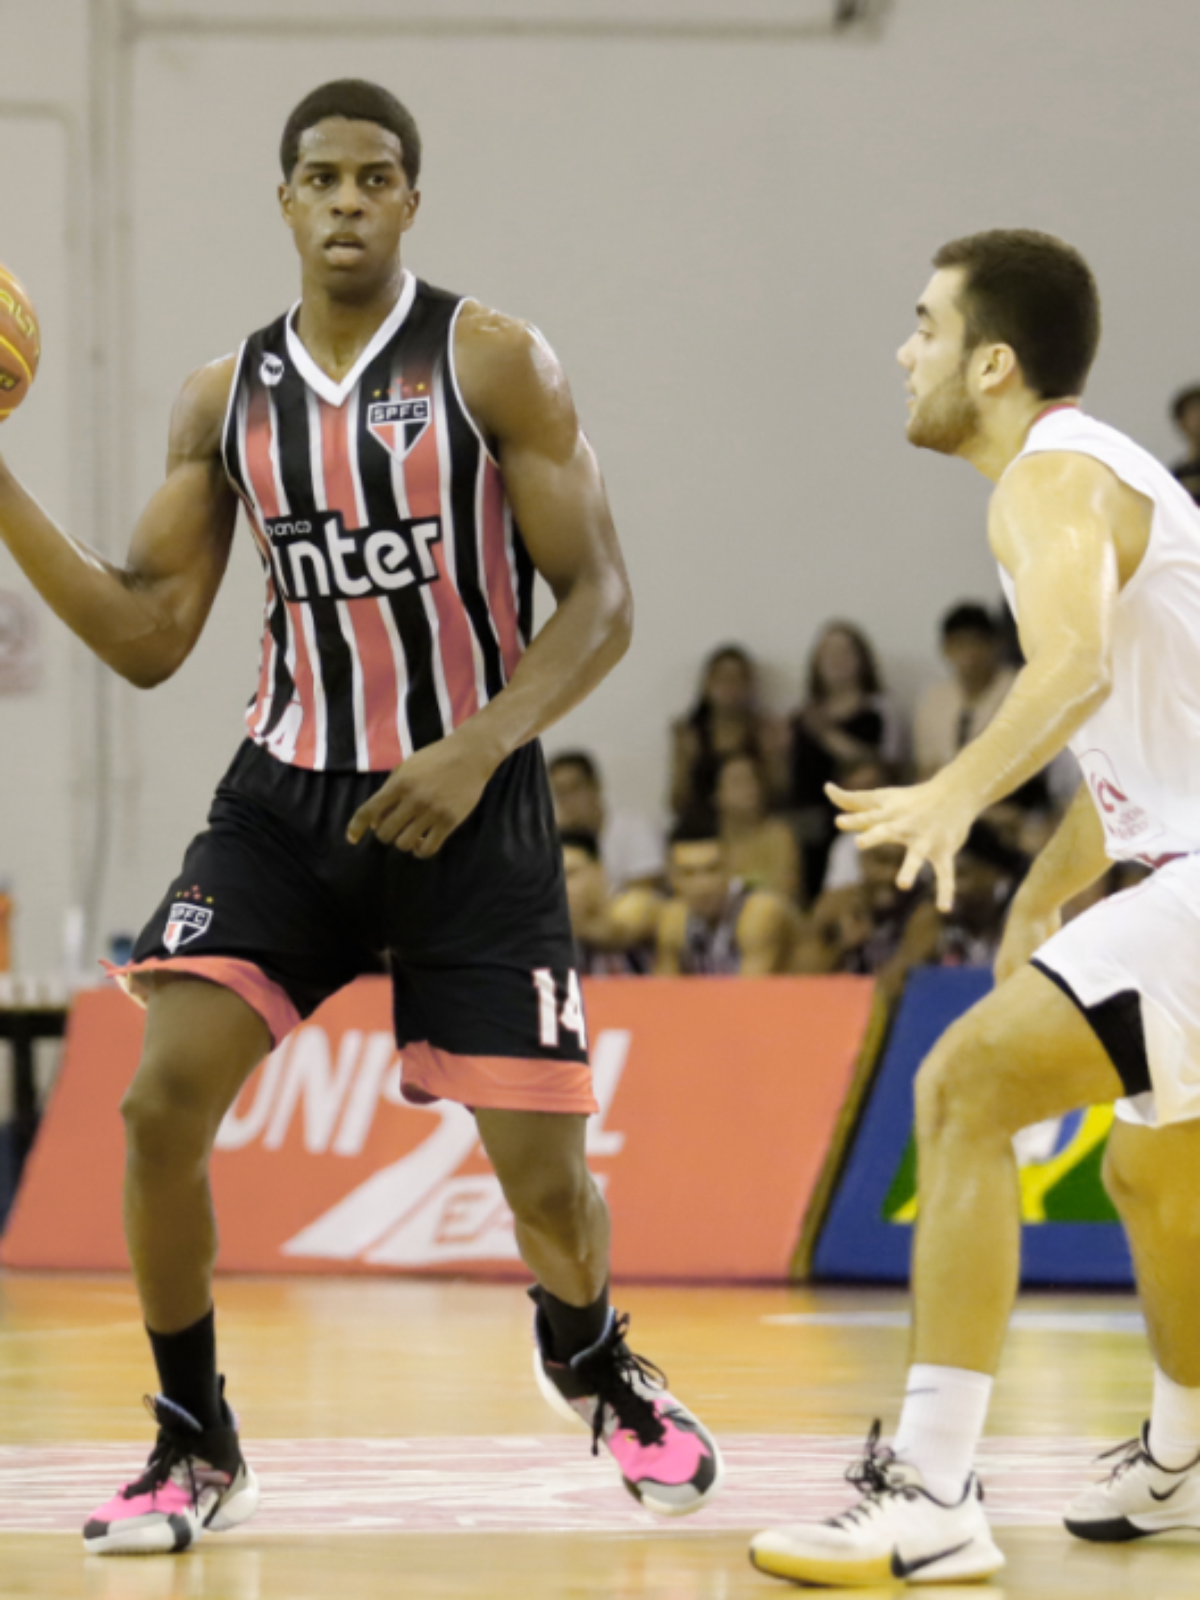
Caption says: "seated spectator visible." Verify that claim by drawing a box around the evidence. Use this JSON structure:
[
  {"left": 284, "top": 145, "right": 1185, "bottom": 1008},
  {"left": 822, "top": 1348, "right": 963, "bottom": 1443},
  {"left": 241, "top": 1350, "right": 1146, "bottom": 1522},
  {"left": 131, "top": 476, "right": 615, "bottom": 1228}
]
[
  {"left": 787, "top": 621, "right": 906, "bottom": 902},
  {"left": 821, "top": 758, "right": 889, "bottom": 892},
  {"left": 1169, "top": 383, "right": 1200, "bottom": 504},
  {"left": 714, "top": 752, "right": 802, "bottom": 904},
  {"left": 560, "top": 830, "right": 661, "bottom": 976},
  {"left": 795, "top": 842, "right": 938, "bottom": 1002},
  {"left": 914, "top": 603, "right": 1016, "bottom": 780},
  {"left": 670, "top": 645, "right": 786, "bottom": 819},
  {"left": 549, "top": 749, "right": 664, "bottom": 891},
  {"left": 656, "top": 814, "right": 794, "bottom": 975},
  {"left": 935, "top": 822, "right": 1027, "bottom": 969},
  {"left": 800, "top": 824, "right": 1027, "bottom": 1001}
]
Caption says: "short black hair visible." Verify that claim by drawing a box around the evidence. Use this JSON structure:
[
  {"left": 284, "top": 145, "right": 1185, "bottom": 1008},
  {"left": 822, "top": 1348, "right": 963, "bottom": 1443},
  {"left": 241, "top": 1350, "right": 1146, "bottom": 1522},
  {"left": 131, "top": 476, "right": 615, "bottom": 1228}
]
[
  {"left": 548, "top": 750, "right": 600, "bottom": 786},
  {"left": 1171, "top": 384, "right": 1200, "bottom": 424},
  {"left": 669, "top": 810, "right": 721, "bottom": 849},
  {"left": 940, "top": 602, "right": 996, "bottom": 642},
  {"left": 280, "top": 79, "right": 421, "bottom": 186},
  {"left": 558, "top": 829, "right": 601, "bottom": 861},
  {"left": 932, "top": 229, "right": 1100, "bottom": 399}
]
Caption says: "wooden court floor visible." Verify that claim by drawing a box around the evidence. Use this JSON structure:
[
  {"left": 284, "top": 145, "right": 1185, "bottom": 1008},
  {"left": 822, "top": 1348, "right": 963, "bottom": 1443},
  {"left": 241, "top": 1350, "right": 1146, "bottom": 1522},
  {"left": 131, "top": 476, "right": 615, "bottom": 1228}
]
[{"left": 1, "top": 1272, "right": 1197, "bottom": 1598}]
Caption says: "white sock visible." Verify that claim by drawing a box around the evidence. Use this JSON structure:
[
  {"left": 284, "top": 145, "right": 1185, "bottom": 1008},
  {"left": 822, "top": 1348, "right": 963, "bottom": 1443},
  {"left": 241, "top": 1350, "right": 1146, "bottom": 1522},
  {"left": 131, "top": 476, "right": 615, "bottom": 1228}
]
[
  {"left": 1149, "top": 1366, "right": 1200, "bottom": 1470},
  {"left": 892, "top": 1364, "right": 993, "bottom": 1503}
]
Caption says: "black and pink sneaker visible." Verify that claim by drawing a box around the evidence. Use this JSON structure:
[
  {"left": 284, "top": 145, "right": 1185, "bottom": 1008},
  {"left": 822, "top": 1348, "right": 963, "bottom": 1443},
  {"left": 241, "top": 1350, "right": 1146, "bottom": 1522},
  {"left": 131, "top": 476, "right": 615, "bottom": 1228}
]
[
  {"left": 83, "top": 1390, "right": 260, "bottom": 1555},
  {"left": 532, "top": 1300, "right": 723, "bottom": 1516}
]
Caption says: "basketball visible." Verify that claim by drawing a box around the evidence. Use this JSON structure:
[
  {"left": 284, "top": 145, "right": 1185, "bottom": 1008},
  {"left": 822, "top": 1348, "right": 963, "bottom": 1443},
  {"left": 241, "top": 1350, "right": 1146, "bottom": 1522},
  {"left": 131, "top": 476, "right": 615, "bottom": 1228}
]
[{"left": 0, "top": 263, "right": 41, "bottom": 419}]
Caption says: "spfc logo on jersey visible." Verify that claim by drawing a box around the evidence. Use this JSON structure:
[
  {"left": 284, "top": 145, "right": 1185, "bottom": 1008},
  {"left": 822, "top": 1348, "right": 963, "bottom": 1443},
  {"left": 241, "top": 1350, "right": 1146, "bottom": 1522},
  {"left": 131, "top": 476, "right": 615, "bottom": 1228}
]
[
  {"left": 260, "top": 353, "right": 285, "bottom": 388},
  {"left": 163, "top": 902, "right": 213, "bottom": 954},
  {"left": 367, "top": 396, "right": 431, "bottom": 461}
]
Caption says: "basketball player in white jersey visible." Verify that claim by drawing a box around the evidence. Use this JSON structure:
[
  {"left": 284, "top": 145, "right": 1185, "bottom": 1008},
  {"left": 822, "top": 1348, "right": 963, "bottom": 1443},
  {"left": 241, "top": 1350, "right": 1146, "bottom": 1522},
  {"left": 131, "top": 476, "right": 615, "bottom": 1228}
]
[{"left": 751, "top": 229, "right": 1200, "bottom": 1586}]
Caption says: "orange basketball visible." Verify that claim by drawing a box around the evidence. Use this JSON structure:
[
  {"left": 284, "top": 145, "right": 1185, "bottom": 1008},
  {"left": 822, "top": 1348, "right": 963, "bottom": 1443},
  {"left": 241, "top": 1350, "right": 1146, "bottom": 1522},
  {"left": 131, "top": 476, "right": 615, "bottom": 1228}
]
[{"left": 0, "top": 264, "right": 41, "bottom": 420}]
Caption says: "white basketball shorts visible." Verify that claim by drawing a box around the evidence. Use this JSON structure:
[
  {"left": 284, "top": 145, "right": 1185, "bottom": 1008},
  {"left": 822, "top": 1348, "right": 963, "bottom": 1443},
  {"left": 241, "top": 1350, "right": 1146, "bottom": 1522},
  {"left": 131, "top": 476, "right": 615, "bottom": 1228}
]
[{"left": 1032, "top": 854, "right": 1200, "bottom": 1129}]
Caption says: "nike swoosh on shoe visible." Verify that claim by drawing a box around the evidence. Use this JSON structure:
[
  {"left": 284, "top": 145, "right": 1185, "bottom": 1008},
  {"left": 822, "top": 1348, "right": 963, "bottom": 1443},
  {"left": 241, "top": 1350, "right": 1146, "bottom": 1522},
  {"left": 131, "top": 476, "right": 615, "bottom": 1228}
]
[
  {"left": 1148, "top": 1481, "right": 1186, "bottom": 1503},
  {"left": 891, "top": 1538, "right": 973, "bottom": 1579}
]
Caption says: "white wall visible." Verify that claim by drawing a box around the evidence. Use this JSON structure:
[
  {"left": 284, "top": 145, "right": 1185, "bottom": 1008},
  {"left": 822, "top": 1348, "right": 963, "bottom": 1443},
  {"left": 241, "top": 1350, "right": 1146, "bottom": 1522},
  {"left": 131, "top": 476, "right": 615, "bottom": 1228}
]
[
  {"left": 0, "top": 0, "right": 90, "bottom": 975},
  {"left": 2, "top": 0, "right": 1200, "bottom": 966}
]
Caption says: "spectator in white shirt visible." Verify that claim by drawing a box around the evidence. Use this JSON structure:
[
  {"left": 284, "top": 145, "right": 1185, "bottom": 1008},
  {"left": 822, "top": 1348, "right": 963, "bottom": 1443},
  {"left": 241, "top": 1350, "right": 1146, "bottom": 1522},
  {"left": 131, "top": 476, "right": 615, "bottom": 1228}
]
[
  {"left": 548, "top": 750, "right": 665, "bottom": 891},
  {"left": 914, "top": 603, "right": 1016, "bottom": 780}
]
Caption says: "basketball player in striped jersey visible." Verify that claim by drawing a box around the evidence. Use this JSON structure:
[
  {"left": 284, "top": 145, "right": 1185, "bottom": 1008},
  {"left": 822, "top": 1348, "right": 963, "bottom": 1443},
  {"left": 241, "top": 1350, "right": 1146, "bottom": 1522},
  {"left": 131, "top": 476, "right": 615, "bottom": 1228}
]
[
  {"left": 0, "top": 79, "right": 721, "bottom": 1554},
  {"left": 752, "top": 231, "right": 1200, "bottom": 1587}
]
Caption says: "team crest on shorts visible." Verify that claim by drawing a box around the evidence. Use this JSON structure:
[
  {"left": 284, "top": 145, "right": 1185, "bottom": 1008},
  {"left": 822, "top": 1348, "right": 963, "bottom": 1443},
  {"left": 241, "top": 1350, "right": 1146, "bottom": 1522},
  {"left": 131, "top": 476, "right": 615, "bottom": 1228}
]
[
  {"left": 164, "top": 902, "right": 213, "bottom": 954},
  {"left": 367, "top": 396, "right": 431, "bottom": 461}
]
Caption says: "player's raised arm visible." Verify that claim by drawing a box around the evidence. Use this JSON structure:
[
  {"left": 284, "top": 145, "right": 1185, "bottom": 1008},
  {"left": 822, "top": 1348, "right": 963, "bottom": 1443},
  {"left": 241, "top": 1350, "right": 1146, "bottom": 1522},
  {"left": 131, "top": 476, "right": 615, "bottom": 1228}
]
[
  {"left": 347, "top": 306, "right": 632, "bottom": 854},
  {"left": 0, "top": 356, "right": 239, "bottom": 688}
]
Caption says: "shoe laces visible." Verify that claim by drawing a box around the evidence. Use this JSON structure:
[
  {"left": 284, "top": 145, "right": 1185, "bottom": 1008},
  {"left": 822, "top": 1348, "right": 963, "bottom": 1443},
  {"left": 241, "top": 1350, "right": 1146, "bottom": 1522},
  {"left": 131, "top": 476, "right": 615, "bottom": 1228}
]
[
  {"left": 582, "top": 1313, "right": 668, "bottom": 1456},
  {"left": 1095, "top": 1433, "right": 1154, "bottom": 1485},
  {"left": 120, "top": 1397, "right": 202, "bottom": 1504},
  {"left": 829, "top": 1421, "right": 921, "bottom": 1527}
]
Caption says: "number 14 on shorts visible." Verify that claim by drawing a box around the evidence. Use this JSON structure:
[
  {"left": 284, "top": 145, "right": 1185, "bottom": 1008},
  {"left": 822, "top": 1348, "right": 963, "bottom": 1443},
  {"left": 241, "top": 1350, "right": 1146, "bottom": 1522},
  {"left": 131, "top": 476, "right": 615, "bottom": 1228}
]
[{"left": 532, "top": 968, "right": 588, "bottom": 1052}]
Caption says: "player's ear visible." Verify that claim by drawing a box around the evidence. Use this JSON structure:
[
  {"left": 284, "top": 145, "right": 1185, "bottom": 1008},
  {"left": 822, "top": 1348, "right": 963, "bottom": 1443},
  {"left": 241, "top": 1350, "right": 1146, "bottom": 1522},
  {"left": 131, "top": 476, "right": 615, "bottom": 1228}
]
[
  {"left": 977, "top": 342, "right": 1017, "bottom": 394},
  {"left": 401, "top": 187, "right": 421, "bottom": 233},
  {"left": 279, "top": 181, "right": 296, "bottom": 231}
]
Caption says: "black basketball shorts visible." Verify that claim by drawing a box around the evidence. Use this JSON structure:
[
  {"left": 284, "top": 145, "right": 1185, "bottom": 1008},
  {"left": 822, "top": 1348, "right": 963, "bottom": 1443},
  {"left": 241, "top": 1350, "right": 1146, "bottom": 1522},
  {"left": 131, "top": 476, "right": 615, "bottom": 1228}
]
[{"left": 117, "top": 739, "right": 595, "bottom": 1115}]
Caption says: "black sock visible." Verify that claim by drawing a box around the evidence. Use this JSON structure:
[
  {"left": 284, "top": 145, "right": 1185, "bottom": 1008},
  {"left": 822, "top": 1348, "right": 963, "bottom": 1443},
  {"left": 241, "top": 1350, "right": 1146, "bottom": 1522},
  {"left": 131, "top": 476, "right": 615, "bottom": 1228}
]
[
  {"left": 146, "top": 1307, "right": 222, "bottom": 1429},
  {"left": 536, "top": 1284, "right": 611, "bottom": 1363}
]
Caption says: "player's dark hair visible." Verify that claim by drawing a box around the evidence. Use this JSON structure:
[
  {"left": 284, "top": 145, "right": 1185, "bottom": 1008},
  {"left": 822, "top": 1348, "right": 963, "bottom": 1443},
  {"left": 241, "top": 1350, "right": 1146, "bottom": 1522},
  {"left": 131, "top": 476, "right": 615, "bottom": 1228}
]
[
  {"left": 669, "top": 810, "right": 722, "bottom": 849},
  {"left": 1171, "top": 384, "right": 1200, "bottom": 424},
  {"left": 558, "top": 829, "right": 601, "bottom": 861},
  {"left": 806, "top": 619, "right": 882, "bottom": 702},
  {"left": 548, "top": 750, "right": 600, "bottom": 787},
  {"left": 280, "top": 80, "right": 422, "bottom": 185},
  {"left": 940, "top": 602, "right": 996, "bottom": 642},
  {"left": 932, "top": 229, "right": 1100, "bottom": 399}
]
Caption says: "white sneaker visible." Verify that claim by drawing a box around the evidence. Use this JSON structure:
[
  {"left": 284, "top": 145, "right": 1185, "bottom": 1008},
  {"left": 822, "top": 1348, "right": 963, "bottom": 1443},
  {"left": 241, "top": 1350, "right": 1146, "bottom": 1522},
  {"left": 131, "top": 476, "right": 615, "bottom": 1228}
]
[
  {"left": 749, "top": 1423, "right": 1005, "bottom": 1588},
  {"left": 1064, "top": 1423, "right": 1200, "bottom": 1542}
]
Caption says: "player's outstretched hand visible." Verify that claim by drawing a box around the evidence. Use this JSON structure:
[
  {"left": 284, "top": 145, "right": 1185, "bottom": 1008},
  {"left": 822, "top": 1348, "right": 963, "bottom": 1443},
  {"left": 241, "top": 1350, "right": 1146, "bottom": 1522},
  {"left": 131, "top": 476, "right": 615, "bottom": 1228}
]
[
  {"left": 347, "top": 732, "right": 497, "bottom": 857},
  {"left": 826, "top": 778, "right": 974, "bottom": 914}
]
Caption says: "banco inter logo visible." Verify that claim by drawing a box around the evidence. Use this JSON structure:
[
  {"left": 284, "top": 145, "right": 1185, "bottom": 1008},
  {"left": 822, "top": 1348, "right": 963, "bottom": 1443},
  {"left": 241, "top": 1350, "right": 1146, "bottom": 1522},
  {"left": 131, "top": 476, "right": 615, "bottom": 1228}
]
[{"left": 266, "top": 512, "right": 443, "bottom": 602}]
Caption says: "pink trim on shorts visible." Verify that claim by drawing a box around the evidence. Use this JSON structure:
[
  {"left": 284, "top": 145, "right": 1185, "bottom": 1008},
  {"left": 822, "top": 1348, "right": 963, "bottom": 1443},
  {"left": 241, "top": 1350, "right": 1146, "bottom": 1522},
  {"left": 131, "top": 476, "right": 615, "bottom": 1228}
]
[
  {"left": 104, "top": 956, "right": 301, "bottom": 1046},
  {"left": 400, "top": 1040, "right": 598, "bottom": 1115}
]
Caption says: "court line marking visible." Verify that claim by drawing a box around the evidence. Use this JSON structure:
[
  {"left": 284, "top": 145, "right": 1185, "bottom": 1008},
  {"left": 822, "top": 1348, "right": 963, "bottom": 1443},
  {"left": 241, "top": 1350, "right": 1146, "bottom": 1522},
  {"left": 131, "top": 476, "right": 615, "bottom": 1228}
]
[
  {"left": 0, "top": 1433, "right": 1125, "bottom": 1536},
  {"left": 762, "top": 1311, "right": 1146, "bottom": 1333}
]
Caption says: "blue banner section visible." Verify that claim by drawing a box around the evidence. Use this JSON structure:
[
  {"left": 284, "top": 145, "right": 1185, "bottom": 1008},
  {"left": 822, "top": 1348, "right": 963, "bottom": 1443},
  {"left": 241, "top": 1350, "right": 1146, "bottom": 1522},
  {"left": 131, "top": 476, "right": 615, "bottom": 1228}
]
[{"left": 813, "top": 966, "right": 1134, "bottom": 1286}]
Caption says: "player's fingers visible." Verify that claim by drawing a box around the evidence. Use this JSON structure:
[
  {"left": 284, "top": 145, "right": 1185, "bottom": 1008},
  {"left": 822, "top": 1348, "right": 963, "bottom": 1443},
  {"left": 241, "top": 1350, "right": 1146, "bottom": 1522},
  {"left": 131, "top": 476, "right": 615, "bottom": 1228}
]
[
  {"left": 933, "top": 853, "right": 957, "bottom": 914},
  {"left": 826, "top": 783, "right": 881, "bottom": 811},
  {"left": 372, "top": 793, "right": 424, "bottom": 847},
  {"left": 854, "top": 821, "right": 904, "bottom": 852},
  {"left": 347, "top": 776, "right": 404, "bottom": 843},
  {"left": 895, "top": 847, "right": 924, "bottom": 892},
  {"left": 835, "top": 808, "right": 883, "bottom": 833}
]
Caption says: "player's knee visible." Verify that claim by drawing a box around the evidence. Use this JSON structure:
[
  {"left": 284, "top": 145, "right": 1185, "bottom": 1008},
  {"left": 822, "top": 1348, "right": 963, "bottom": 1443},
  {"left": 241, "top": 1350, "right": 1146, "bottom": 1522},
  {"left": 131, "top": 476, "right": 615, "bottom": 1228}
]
[
  {"left": 915, "top": 1017, "right": 1014, "bottom": 1145},
  {"left": 502, "top": 1158, "right": 594, "bottom": 1237},
  {"left": 1103, "top": 1132, "right": 1199, "bottom": 1238},
  {"left": 120, "top": 1056, "right": 222, "bottom": 1172}
]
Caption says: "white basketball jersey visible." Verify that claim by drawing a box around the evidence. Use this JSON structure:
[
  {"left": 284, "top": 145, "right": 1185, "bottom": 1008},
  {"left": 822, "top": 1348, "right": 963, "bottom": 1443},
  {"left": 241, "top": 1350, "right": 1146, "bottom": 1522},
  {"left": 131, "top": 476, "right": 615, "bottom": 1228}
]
[{"left": 998, "top": 404, "right": 1200, "bottom": 862}]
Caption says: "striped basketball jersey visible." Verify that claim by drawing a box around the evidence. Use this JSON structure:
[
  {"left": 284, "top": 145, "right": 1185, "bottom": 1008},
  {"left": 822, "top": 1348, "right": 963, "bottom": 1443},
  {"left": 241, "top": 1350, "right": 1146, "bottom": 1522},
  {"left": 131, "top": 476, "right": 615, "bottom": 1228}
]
[{"left": 221, "top": 270, "right": 533, "bottom": 771}]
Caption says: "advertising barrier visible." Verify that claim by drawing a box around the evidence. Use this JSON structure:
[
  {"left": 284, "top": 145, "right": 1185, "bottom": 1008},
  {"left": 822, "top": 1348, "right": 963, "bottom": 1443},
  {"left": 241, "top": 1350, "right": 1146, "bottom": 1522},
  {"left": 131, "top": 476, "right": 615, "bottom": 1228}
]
[
  {"left": 813, "top": 966, "right": 1134, "bottom": 1286},
  {"left": 3, "top": 975, "right": 876, "bottom": 1281}
]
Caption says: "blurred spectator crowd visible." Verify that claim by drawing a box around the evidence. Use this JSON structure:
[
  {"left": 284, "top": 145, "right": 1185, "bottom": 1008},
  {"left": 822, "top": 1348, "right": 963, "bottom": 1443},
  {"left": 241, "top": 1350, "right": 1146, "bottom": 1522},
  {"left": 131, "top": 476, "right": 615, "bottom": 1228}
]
[{"left": 550, "top": 600, "right": 1148, "bottom": 1002}]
